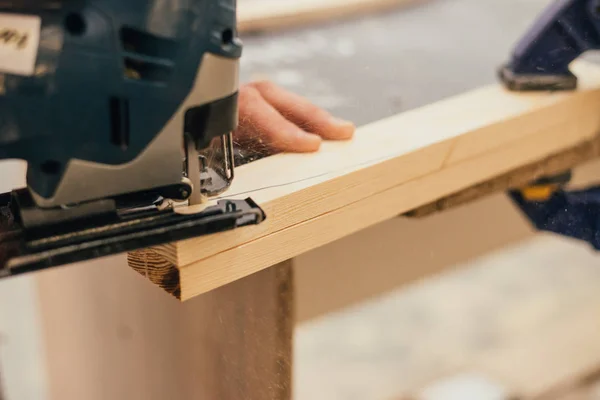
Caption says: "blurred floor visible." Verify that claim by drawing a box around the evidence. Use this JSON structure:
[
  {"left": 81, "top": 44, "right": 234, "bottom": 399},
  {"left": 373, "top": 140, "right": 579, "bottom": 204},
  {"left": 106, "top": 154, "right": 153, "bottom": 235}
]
[{"left": 293, "top": 235, "right": 600, "bottom": 400}]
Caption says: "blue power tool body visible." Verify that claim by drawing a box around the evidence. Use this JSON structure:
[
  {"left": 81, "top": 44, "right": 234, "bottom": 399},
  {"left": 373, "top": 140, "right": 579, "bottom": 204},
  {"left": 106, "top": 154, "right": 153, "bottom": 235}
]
[{"left": 0, "top": 1, "right": 265, "bottom": 276}]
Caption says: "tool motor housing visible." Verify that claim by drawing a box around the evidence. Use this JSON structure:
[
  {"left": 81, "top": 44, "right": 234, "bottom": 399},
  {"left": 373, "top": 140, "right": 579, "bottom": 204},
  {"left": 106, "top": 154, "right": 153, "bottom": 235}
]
[{"left": 0, "top": 0, "right": 242, "bottom": 207}]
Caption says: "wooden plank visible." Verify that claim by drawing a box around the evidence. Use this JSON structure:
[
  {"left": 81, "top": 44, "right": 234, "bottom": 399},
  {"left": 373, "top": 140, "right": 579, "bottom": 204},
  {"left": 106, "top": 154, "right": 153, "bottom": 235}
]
[
  {"left": 37, "top": 257, "right": 294, "bottom": 400},
  {"left": 0, "top": 275, "right": 48, "bottom": 400},
  {"left": 0, "top": 160, "right": 49, "bottom": 400},
  {"left": 128, "top": 60, "right": 600, "bottom": 301},
  {"left": 179, "top": 260, "right": 294, "bottom": 400},
  {"left": 36, "top": 257, "right": 190, "bottom": 400},
  {"left": 407, "top": 134, "right": 600, "bottom": 218},
  {"left": 237, "top": 0, "right": 423, "bottom": 34},
  {"left": 294, "top": 192, "right": 534, "bottom": 322},
  {"left": 294, "top": 157, "right": 600, "bottom": 322}
]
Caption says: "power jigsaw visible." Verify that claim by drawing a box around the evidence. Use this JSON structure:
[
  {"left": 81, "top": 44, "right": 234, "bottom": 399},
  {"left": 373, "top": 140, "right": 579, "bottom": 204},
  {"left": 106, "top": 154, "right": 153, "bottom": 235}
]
[
  {"left": 500, "top": 0, "right": 600, "bottom": 249},
  {"left": 0, "top": 1, "right": 265, "bottom": 277}
]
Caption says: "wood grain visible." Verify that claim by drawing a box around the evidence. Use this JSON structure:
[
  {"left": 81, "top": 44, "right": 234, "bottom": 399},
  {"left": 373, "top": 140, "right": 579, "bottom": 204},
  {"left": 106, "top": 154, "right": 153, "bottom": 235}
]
[
  {"left": 238, "top": 0, "right": 423, "bottom": 34},
  {"left": 36, "top": 257, "right": 189, "bottom": 400},
  {"left": 128, "top": 250, "right": 181, "bottom": 298},
  {"left": 407, "top": 132, "right": 600, "bottom": 218},
  {"left": 36, "top": 256, "right": 294, "bottom": 400},
  {"left": 294, "top": 157, "right": 600, "bottom": 322},
  {"left": 129, "top": 61, "right": 600, "bottom": 301},
  {"left": 180, "top": 260, "right": 294, "bottom": 400}
]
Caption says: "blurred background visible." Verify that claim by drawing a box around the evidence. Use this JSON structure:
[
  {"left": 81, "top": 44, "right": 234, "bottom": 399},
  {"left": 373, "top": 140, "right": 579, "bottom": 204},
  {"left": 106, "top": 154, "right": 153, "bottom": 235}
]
[{"left": 2, "top": 0, "right": 600, "bottom": 399}]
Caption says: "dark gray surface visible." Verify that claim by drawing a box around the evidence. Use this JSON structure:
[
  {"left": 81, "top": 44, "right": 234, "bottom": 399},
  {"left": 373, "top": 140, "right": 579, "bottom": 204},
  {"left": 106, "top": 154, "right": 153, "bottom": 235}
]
[{"left": 239, "top": 0, "right": 552, "bottom": 126}]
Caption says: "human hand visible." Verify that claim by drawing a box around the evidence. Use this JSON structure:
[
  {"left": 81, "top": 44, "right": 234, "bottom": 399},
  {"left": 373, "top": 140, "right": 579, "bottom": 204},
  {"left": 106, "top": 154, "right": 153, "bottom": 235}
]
[{"left": 234, "top": 81, "right": 355, "bottom": 155}]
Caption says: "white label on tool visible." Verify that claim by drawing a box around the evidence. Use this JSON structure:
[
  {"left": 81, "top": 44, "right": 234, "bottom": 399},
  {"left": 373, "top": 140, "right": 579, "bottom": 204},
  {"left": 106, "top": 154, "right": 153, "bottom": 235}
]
[{"left": 0, "top": 13, "right": 41, "bottom": 76}]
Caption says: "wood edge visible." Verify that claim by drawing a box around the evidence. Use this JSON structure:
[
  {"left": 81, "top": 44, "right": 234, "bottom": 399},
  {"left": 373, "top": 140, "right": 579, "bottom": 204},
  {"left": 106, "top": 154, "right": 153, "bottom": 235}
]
[
  {"left": 174, "top": 137, "right": 599, "bottom": 300},
  {"left": 274, "top": 260, "right": 295, "bottom": 399},
  {"left": 406, "top": 132, "right": 600, "bottom": 218},
  {"left": 127, "top": 249, "right": 182, "bottom": 300},
  {"left": 237, "top": 0, "right": 424, "bottom": 35},
  {"left": 144, "top": 62, "right": 600, "bottom": 269},
  {"left": 178, "top": 260, "right": 295, "bottom": 399}
]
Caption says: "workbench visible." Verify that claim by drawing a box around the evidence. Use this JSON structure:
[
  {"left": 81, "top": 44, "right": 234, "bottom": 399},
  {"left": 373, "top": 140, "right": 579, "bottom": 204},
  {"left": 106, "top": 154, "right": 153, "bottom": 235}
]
[{"left": 2, "top": 1, "right": 600, "bottom": 399}]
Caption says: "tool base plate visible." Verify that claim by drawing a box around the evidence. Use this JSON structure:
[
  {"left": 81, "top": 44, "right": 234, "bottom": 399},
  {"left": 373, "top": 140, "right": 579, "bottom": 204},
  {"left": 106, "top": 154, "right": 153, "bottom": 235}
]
[{"left": 0, "top": 191, "right": 265, "bottom": 278}]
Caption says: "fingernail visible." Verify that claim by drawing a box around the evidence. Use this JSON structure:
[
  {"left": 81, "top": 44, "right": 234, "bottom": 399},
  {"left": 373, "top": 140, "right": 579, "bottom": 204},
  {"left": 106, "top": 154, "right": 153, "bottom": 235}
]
[
  {"left": 302, "top": 132, "right": 322, "bottom": 150},
  {"left": 330, "top": 117, "right": 354, "bottom": 126},
  {"left": 329, "top": 118, "right": 355, "bottom": 139},
  {"left": 305, "top": 132, "right": 322, "bottom": 142}
]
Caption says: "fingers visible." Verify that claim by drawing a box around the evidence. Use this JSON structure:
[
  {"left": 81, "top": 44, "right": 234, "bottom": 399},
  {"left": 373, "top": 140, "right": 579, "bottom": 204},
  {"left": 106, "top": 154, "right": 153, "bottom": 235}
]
[
  {"left": 235, "top": 86, "right": 323, "bottom": 153},
  {"left": 249, "top": 80, "right": 355, "bottom": 141}
]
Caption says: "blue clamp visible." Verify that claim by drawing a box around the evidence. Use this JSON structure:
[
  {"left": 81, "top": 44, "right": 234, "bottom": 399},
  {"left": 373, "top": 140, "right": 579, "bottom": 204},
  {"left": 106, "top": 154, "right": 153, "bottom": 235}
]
[
  {"left": 499, "top": 0, "right": 600, "bottom": 249},
  {"left": 508, "top": 172, "right": 600, "bottom": 250},
  {"left": 500, "top": 0, "right": 600, "bottom": 91}
]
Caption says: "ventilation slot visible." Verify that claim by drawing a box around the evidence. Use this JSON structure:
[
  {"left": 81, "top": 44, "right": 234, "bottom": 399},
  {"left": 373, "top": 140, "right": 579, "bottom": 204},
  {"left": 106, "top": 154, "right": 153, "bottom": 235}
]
[
  {"left": 120, "top": 27, "right": 178, "bottom": 59},
  {"left": 119, "top": 27, "right": 177, "bottom": 83},
  {"left": 109, "top": 97, "right": 129, "bottom": 150},
  {"left": 124, "top": 57, "right": 172, "bottom": 83}
]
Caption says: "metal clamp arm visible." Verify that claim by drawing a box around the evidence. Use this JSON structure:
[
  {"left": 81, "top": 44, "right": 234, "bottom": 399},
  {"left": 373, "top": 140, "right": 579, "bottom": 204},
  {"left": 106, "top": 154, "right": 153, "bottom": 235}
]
[{"left": 500, "top": 0, "right": 600, "bottom": 91}]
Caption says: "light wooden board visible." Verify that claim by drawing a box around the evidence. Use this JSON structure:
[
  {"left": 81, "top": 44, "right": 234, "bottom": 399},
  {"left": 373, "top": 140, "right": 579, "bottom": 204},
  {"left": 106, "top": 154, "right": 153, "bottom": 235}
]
[
  {"left": 294, "top": 192, "right": 534, "bottom": 322},
  {"left": 127, "top": 60, "right": 600, "bottom": 301},
  {"left": 237, "top": 0, "right": 423, "bottom": 34},
  {"left": 28, "top": 161, "right": 600, "bottom": 400},
  {"left": 36, "top": 257, "right": 190, "bottom": 400},
  {"left": 128, "top": 60, "right": 600, "bottom": 300},
  {"left": 179, "top": 261, "right": 294, "bottom": 400},
  {"left": 294, "top": 157, "right": 600, "bottom": 322},
  {"left": 35, "top": 257, "right": 294, "bottom": 400}
]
